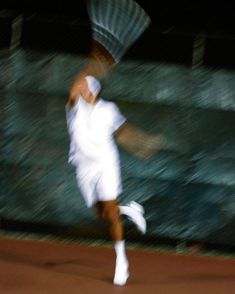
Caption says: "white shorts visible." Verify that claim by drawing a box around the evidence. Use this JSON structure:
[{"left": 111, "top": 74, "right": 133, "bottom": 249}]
[{"left": 75, "top": 163, "right": 122, "bottom": 208}]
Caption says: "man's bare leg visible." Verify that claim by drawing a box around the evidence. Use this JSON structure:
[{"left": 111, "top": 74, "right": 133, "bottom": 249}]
[{"left": 96, "top": 200, "right": 129, "bottom": 286}]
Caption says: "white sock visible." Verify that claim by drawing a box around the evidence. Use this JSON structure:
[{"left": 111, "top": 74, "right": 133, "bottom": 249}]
[{"left": 114, "top": 240, "right": 127, "bottom": 263}]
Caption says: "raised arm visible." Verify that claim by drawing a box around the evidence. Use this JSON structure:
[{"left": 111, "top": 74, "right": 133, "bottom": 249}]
[{"left": 68, "top": 40, "right": 116, "bottom": 109}]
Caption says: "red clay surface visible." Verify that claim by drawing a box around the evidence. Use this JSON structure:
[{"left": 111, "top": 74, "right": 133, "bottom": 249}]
[{"left": 0, "top": 236, "right": 234, "bottom": 294}]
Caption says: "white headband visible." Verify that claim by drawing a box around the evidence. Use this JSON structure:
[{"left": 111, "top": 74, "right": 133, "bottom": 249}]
[{"left": 85, "top": 75, "right": 101, "bottom": 96}]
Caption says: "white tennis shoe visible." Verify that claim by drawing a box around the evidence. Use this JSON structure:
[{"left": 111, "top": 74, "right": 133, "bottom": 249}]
[
  {"left": 127, "top": 201, "right": 147, "bottom": 234},
  {"left": 113, "top": 259, "right": 129, "bottom": 286}
]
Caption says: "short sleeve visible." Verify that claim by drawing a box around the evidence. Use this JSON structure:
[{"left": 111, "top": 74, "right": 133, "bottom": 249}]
[{"left": 109, "top": 102, "right": 126, "bottom": 133}]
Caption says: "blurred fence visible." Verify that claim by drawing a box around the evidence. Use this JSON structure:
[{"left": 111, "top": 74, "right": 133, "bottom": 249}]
[
  {"left": 1, "top": 48, "right": 235, "bottom": 249},
  {"left": 0, "top": 11, "right": 235, "bottom": 249}
]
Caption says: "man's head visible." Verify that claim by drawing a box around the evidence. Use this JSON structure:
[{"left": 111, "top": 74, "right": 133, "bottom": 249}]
[{"left": 81, "top": 75, "right": 102, "bottom": 104}]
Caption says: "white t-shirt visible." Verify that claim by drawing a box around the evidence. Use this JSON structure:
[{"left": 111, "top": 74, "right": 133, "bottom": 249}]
[{"left": 66, "top": 97, "right": 126, "bottom": 167}]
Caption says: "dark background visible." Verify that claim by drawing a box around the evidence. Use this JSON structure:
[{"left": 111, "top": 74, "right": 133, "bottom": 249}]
[
  {"left": 0, "top": 0, "right": 235, "bottom": 68},
  {"left": 1, "top": 0, "right": 235, "bottom": 30}
]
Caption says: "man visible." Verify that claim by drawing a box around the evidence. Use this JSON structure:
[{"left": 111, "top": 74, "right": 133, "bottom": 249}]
[{"left": 66, "top": 75, "right": 163, "bottom": 286}]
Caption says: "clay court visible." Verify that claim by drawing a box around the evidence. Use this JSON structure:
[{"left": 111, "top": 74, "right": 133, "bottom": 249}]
[{"left": 0, "top": 236, "right": 234, "bottom": 294}]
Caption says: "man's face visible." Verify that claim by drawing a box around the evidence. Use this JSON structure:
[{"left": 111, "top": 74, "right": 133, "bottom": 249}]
[{"left": 80, "top": 79, "right": 98, "bottom": 105}]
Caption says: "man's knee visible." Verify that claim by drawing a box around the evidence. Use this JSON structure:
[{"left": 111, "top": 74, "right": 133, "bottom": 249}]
[{"left": 102, "top": 202, "right": 120, "bottom": 223}]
